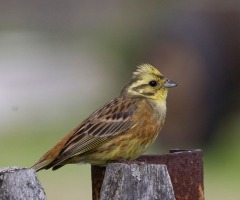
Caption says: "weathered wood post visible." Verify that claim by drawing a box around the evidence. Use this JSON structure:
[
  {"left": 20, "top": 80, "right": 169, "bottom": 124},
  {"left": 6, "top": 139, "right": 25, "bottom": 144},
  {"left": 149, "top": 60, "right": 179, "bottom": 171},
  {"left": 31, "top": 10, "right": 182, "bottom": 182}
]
[
  {"left": 99, "top": 163, "right": 175, "bottom": 200},
  {"left": 91, "top": 149, "right": 204, "bottom": 200},
  {"left": 0, "top": 167, "right": 46, "bottom": 200}
]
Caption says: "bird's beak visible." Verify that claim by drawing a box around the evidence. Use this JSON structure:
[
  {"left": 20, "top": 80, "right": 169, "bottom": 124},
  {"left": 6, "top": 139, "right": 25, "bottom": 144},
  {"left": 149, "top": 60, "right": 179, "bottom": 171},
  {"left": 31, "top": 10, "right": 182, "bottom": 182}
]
[{"left": 163, "top": 79, "right": 178, "bottom": 88}]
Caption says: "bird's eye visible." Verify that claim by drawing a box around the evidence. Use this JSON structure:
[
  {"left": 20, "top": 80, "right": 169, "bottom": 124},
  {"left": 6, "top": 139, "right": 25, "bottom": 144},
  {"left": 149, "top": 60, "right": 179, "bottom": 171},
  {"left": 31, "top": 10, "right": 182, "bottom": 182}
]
[{"left": 149, "top": 80, "right": 157, "bottom": 87}]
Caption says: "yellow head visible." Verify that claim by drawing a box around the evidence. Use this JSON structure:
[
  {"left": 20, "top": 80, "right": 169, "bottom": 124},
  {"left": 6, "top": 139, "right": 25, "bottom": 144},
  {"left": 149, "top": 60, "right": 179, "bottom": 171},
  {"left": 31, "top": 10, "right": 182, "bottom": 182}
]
[{"left": 121, "top": 64, "right": 177, "bottom": 102}]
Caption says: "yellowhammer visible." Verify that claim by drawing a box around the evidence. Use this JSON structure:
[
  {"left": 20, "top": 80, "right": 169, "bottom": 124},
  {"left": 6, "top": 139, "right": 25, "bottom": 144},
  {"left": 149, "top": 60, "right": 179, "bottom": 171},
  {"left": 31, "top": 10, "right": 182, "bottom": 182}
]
[{"left": 33, "top": 64, "right": 177, "bottom": 171}]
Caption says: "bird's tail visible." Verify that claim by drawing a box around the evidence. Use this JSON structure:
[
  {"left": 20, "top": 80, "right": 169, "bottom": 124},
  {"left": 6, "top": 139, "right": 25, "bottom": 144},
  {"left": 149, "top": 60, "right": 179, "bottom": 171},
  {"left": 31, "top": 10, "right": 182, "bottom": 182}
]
[{"left": 32, "top": 158, "right": 54, "bottom": 172}]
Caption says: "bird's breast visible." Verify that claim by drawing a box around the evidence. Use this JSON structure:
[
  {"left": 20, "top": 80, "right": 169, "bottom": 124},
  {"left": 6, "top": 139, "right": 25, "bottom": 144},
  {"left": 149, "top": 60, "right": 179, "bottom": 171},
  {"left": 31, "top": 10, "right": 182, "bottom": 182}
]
[
  {"left": 82, "top": 99, "right": 166, "bottom": 165},
  {"left": 106, "top": 98, "right": 166, "bottom": 160}
]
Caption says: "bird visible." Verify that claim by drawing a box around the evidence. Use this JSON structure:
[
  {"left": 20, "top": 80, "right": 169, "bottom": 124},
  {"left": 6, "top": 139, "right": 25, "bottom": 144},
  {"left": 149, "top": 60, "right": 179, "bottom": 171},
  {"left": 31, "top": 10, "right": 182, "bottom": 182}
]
[{"left": 32, "top": 64, "right": 177, "bottom": 171}]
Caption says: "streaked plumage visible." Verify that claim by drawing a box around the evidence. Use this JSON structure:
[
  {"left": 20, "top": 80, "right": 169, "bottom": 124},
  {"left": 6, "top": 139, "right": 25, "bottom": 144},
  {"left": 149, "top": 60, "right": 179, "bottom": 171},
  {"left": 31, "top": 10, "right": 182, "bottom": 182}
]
[{"left": 32, "top": 64, "right": 177, "bottom": 171}]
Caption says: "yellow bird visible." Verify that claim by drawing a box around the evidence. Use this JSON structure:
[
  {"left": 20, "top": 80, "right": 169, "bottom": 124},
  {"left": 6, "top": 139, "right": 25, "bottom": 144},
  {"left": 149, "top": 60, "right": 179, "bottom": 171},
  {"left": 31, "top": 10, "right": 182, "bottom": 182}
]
[{"left": 33, "top": 64, "right": 177, "bottom": 171}]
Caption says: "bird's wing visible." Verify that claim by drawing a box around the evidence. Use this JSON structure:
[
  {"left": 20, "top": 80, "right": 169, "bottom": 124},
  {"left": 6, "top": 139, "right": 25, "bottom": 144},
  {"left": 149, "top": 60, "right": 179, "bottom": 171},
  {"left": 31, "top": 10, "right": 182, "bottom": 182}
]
[{"left": 45, "top": 97, "right": 139, "bottom": 169}]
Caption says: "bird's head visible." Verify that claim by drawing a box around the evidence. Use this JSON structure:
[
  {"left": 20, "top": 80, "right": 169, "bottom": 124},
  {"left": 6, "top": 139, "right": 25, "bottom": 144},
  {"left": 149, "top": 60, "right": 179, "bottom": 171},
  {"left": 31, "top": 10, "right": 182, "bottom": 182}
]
[{"left": 121, "top": 64, "right": 177, "bottom": 102}]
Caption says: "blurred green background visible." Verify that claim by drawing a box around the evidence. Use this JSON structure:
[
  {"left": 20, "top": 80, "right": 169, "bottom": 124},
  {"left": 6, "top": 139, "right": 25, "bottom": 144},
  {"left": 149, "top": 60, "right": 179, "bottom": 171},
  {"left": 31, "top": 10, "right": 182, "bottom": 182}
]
[{"left": 1, "top": 1, "right": 240, "bottom": 199}]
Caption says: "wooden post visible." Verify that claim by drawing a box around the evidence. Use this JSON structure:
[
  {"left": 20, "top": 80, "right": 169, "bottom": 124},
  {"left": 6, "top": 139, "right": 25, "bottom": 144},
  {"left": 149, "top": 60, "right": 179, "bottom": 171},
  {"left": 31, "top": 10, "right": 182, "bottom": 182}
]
[
  {"left": 0, "top": 167, "right": 46, "bottom": 200},
  {"left": 98, "top": 163, "right": 175, "bottom": 200},
  {"left": 91, "top": 149, "right": 204, "bottom": 200}
]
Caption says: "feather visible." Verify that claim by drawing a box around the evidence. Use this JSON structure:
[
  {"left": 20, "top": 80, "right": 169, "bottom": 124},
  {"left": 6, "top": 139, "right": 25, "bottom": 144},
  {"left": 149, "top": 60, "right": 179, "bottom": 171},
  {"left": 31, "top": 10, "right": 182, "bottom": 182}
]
[{"left": 33, "top": 97, "right": 139, "bottom": 171}]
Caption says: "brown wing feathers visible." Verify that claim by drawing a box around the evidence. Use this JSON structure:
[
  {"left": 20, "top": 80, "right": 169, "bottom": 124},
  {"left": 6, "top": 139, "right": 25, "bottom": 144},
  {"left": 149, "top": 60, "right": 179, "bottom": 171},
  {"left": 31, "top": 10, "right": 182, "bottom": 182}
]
[{"left": 34, "top": 97, "right": 138, "bottom": 171}]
